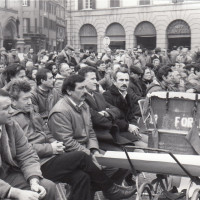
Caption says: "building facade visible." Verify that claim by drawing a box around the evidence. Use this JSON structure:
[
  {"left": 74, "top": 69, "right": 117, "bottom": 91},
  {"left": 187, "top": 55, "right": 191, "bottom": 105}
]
[
  {"left": 66, "top": 0, "right": 200, "bottom": 52},
  {"left": 22, "top": 0, "right": 67, "bottom": 53},
  {"left": 0, "top": 0, "right": 19, "bottom": 50}
]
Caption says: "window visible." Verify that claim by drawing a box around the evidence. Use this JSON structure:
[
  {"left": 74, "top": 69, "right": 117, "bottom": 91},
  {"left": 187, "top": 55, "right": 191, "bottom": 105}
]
[
  {"left": 85, "top": 0, "right": 92, "bottom": 9},
  {"left": 110, "top": 0, "right": 120, "bottom": 7},
  {"left": 23, "top": 18, "right": 30, "bottom": 33},
  {"left": 22, "top": 0, "right": 30, "bottom": 6},
  {"left": 78, "top": 0, "right": 96, "bottom": 10},
  {"left": 139, "top": 0, "right": 151, "bottom": 5}
]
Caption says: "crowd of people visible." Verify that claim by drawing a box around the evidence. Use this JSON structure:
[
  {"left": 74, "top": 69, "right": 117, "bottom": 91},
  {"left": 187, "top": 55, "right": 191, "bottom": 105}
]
[{"left": 0, "top": 44, "right": 200, "bottom": 200}]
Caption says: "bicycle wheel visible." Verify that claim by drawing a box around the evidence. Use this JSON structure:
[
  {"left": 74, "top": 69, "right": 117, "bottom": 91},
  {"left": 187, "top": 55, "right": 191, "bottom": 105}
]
[{"left": 191, "top": 189, "right": 200, "bottom": 200}]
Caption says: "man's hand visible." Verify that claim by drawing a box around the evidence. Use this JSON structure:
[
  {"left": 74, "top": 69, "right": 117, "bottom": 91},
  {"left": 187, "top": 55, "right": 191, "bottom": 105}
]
[
  {"left": 10, "top": 187, "right": 39, "bottom": 200},
  {"left": 128, "top": 124, "right": 141, "bottom": 137},
  {"left": 186, "top": 88, "right": 196, "bottom": 93},
  {"left": 98, "top": 110, "right": 110, "bottom": 118},
  {"left": 30, "top": 183, "right": 46, "bottom": 199},
  {"left": 51, "top": 141, "right": 65, "bottom": 154}
]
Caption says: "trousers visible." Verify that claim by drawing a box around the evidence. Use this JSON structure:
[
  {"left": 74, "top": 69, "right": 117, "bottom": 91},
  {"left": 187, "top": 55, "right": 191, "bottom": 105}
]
[
  {"left": 41, "top": 151, "right": 114, "bottom": 200},
  {"left": 4, "top": 171, "right": 56, "bottom": 200}
]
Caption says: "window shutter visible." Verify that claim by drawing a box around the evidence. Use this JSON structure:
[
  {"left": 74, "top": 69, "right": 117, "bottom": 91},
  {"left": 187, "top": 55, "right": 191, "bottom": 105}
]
[
  {"left": 27, "top": 0, "right": 30, "bottom": 6},
  {"left": 78, "top": 0, "right": 83, "bottom": 10},
  {"left": 92, "top": 0, "right": 96, "bottom": 9}
]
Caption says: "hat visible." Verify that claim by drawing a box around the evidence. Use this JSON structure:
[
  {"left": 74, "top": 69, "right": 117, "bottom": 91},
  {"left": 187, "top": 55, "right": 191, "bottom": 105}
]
[
  {"left": 155, "top": 47, "right": 161, "bottom": 52},
  {"left": 64, "top": 45, "right": 74, "bottom": 51},
  {"left": 130, "top": 65, "right": 143, "bottom": 75},
  {"left": 137, "top": 49, "right": 142, "bottom": 53}
]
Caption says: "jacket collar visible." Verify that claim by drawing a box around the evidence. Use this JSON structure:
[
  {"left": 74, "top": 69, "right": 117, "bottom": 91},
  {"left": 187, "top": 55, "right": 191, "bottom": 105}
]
[{"left": 63, "top": 96, "right": 87, "bottom": 113}]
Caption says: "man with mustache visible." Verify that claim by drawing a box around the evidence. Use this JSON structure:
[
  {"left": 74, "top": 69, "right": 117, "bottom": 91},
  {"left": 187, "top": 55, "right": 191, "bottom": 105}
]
[{"left": 103, "top": 68, "right": 148, "bottom": 147}]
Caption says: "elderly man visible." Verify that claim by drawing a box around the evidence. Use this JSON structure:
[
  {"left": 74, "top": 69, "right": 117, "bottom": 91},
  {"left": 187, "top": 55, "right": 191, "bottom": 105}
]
[
  {"left": 56, "top": 45, "right": 77, "bottom": 67},
  {"left": 0, "top": 89, "right": 56, "bottom": 200}
]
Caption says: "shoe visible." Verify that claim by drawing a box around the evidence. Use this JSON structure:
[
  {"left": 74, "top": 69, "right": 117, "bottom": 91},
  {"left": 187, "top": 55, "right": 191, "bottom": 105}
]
[
  {"left": 103, "top": 183, "right": 136, "bottom": 200},
  {"left": 124, "top": 174, "right": 136, "bottom": 186}
]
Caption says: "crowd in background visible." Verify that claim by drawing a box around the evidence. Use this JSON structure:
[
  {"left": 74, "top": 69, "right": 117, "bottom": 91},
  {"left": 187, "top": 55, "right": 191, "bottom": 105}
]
[{"left": 0, "top": 44, "right": 200, "bottom": 200}]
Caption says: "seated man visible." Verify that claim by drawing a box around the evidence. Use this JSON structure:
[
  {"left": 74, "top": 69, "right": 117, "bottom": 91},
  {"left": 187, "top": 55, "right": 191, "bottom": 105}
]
[
  {"left": 0, "top": 89, "right": 56, "bottom": 200},
  {"left": 31, "top": 68, "right": 60, "bottom": 120},
  {"left": 78, "top": 66, "right": 135, "bottom": 150},
  {"left": 48, "top": 75, "right": 130, "bottom": 185},
  {"left": 9, "top": 79, "right": 136, "bottom": 200},
  {"left": 103, "top": 68, "right": 148, "bottom": 147},
  {"left": 146, "top": 66, "right": 173, "bottom": 93}
]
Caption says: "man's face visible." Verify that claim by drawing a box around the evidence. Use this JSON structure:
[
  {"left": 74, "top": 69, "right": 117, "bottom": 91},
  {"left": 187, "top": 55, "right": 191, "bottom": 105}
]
[
  {"left": 85, "top": 72, "right": 97, "bottom": 92},
  {"left": 163, "top": 71, "right": 173, "bottom": 84},
  {"left": 143, "top": 68, "right": 152, "bottom": 81},
  {"left": 98, "top": 63, "right": 106, "bottom": 72},
  {"left": 66, "top": 49, "right": 72, "bottom": 56},
  {"left": 70, "top": 81, "right": 87, "bottom": 103},
  {"left": 172, "top": 71, "right": 181, "bottom": 84},
  {"left": 32, "top": 69, "right": 37, "bottom": 80},
  {"left": 52, "top": 65, "right": 57, "bottom": 75},
  {"left": 11, "top": 70, "right": 27, "bottom": 81},
  {"left": 70, "top": 66, "right": 75, "bottom": 75},
  {"left": 60, "top": 64, "right": 71, "bottom": 77},
  {"left": 13, "top": 91, "right": 32, "bottom": 113},
  {"left": 114, "top": 72, "right": 129, "bottom": 92},
  {"left": 85, "top": 50, "right": 90, "bottom": 55},
  {"left": 90, "top": 52, "right": 95, "bottom": 58},
  {"left": 0, "top": 64, "right": 5, "bottom": 73},
  {"left": 154, "top": 60, "right": 160, "bottom": 67},
  {"left": 0, "top": 96, "right": 13, "bottom": 125},
  {"left": 42, "top": 72, "right": 54, "bottom": 89}
]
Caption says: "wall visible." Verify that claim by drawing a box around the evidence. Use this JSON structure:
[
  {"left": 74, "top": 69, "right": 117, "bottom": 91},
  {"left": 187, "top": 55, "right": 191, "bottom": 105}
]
[{"left": 66, "top": 1, "right": 200, "bottom": 52}]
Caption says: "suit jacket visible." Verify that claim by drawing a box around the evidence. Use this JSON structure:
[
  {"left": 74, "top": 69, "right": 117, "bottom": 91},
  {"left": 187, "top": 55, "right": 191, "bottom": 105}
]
[
  {"left": 0, "top": 121, "right": 42, "bottom": 198},
  {"left": 48, "top": 96, "right": 99, "bottom": 155}
]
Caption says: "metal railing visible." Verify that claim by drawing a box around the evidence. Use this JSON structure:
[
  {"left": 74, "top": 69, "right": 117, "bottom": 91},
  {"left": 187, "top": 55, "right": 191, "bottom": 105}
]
[{"left": 23, "top": 26, "right": 43, "bottom": 34}]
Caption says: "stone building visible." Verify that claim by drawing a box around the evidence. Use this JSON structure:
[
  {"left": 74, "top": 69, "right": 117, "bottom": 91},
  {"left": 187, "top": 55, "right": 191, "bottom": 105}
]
[
  {"left": 22, "top": 0, "right": 67, "bottom": 53},
  {"left": 0, "top": 0, "right": 19, "bottom": 50},
  {"left": 66, "top": 0, "right": 200, "bottom": 52},
  {"left": 0, "top": 0, "right": 67, "bottom": 53}
]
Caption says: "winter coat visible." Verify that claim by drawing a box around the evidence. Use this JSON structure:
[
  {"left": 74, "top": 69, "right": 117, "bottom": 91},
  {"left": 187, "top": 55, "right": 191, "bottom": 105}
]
[
  {"left": 48, "top": 96, "right": 99, "bottom": 155},
  {"left": 103, "top": 85, "right": 138, "bottom": 131},
  {"left": 0, "top": 121, "right": 42, "bottom": 198}
]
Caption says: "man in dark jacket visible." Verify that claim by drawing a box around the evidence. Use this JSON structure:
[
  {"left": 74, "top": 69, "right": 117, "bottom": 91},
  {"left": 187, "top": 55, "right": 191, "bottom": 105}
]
[
  {"left": 9, "top": 78, "right": 136, "bottom": 200},
  {"left": 103, "top": 68, "right": 148, "bottom": 147},
  {"left": 0, "top": 89, "right": 56, "bottom": 200},
  {"left": 79, "top": 66, "right": 133, "bottom": 150}
]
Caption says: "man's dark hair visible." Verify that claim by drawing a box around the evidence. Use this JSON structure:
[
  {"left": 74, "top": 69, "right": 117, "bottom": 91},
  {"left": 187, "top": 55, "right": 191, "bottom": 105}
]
[
  {"left": 0, "top": 89, "right": 10, "bottom": 97},
  {"left": 8, "top": 79, "right": 31, "bottom": 100},
  {"left": 45, "top": 62, "right": 56, "bottom": 71},
  {"left": 62, "top": 75, "right": 85, "bottom": 95},
  {"left": 78, "top": 66, "right": 97, "bottom": 78},
  {"left": 36, "top": 68, "right": 51, "bottom": 86},
  {"left": 156, "top": 66, "right": 172, "bottom": 82},
  {"left": 3, "top": 64, "right": 25, "bottom": 83}
]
